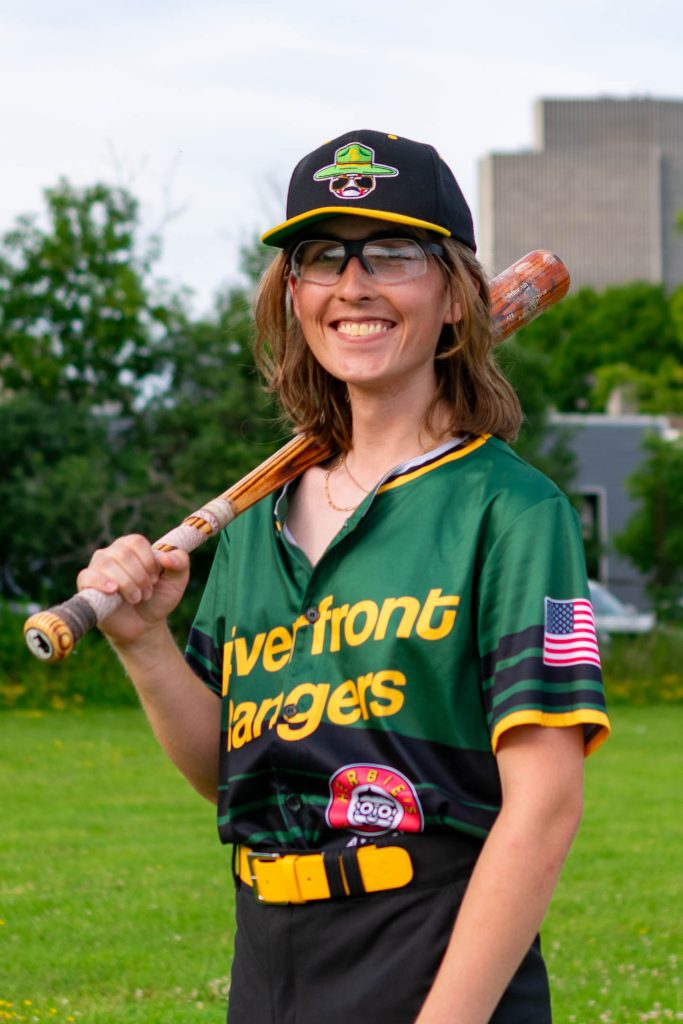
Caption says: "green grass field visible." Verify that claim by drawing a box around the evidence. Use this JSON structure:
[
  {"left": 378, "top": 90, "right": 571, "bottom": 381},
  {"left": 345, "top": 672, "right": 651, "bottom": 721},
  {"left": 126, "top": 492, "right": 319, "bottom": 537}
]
[{"left": 1, "top": 707, "right": 681, "bottom": 1023}]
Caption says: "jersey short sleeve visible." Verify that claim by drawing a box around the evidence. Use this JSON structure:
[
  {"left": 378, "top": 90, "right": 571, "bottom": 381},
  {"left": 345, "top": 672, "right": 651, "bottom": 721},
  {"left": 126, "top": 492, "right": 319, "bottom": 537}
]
[
  {"left": 477, "top": 494, "right": 609, "bottom": 755},
  {"left": 184, "top": 533, "right": 230, "bottom": 696}
]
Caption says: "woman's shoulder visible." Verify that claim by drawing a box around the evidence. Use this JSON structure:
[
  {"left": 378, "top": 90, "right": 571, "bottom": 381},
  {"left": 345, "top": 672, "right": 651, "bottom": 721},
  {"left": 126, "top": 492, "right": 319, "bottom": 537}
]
[{"left": 464, "top": 435, "right": 571, "bottom": 517}]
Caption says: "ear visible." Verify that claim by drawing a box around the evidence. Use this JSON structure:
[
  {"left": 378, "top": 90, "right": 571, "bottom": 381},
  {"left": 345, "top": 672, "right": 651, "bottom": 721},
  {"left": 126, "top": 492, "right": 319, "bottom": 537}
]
[
  {"left": 288, "top": 275, "right": 300, "bottom": 320},
  {"left": 444, "top": 271, "right": 480, "bottom": 325},
  {"left": 443, "top": 286, "right": 462, "bottom": 326}
]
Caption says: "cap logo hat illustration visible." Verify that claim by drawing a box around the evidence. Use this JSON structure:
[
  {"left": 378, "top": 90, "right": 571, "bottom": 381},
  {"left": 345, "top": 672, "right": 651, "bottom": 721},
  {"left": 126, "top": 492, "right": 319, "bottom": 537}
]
[
  {"left": 261, "top": 129, "right": 476, "bottom": 251},
  {"left": 313, "top": 142, "right": 398, "bottom": 199}
]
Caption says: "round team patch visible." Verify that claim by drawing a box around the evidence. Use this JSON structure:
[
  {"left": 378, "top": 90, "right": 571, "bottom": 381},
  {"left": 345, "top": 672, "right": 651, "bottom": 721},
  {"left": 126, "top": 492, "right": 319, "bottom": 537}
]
[{"left": 326, "top": 763, "right": 424, "bottom": 837}]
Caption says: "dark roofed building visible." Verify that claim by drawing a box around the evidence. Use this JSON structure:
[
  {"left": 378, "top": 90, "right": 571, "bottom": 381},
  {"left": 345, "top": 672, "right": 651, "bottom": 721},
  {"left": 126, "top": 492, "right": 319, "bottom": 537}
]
[{"left": 548, "top": 413, "right": 678, "bottom": 611}]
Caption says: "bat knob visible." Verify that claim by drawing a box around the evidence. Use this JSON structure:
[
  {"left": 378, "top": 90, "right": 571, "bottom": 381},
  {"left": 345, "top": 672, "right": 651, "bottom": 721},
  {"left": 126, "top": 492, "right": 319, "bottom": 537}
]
[{"left": 24, "top": 612, "right": 75, "bottom": 663}]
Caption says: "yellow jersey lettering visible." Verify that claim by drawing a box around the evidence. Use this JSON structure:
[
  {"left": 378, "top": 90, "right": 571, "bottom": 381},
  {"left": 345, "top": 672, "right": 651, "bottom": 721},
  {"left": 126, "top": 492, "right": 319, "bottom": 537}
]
[
  {"left": 262, "top": 627, "right": 293, "bottom": 672},
  {"left": 356, "top": 671, "right": 376, "bottom": 720},
  {"left": 226, "top": 699, "right": 234, "bottom": 751},
  {"left": 277, "top": 683, "right": 331, "bottom": 741},
  {"left": 329, "top": 604, "right": 350, "bottom": 652},
  {"left": 374, "top": 595, "right": 421, "bottom": 640},
  {"left": 231, "top": 701, "right": 257, "bottom": 749},
  {"left": 233, "top": 633, "right": 266, "bottom": 677},
  {"left": 253, "top": 694, "right": 284, "bottom": 737},
  {"left": 368, "top": 670, "right": 406, "bottom": 717},
  {"left": 415, "top": 589, "right": 460, "bottom": 641},
  {"left": 291, "top": 614, "right": 310, "bottom": 645},
  {"left": 223, "top": 666, "right": 408, "bottom": 750},
  {"left": 224, "top": 588, "right": 461, "bottom": 672},
  {"left": 327, "top": 679, "right": 361, "bottom": 726},
  {"left": 344, "top": 599, "right": 379, "bottom": 647},
  {"left": 222, "top": 640, "right": 234, "bottom": 696},
  {"left": 310, "top": 594, "right": 335, "bottom": 655}
]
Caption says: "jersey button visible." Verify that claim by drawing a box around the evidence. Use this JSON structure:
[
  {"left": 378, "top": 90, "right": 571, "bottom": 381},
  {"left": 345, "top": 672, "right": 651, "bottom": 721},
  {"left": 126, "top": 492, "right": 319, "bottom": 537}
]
[
  {"left": 285, "top": 794, "right": 302, "bottom": 813},
  {"left": 304, "top": 605, "right": 320, "bottom": 623},
  {"left": 282, "top": 703, "right": 298, "bottom": 719}
]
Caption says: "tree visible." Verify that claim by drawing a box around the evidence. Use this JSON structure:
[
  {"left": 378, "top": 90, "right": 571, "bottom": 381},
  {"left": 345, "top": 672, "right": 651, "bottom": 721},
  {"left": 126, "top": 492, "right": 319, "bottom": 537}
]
[
  {"left": 0, "top": 179, "right": 186, "bottom": 413},
  {"left": 0, "top": 201, "right": 280, "bottom": 608},
  {"left": 0, "top": 181, "right": 188, "bottom": 602},
  {"left": 512, "top": 282, "right": 683, "bottom": 413},
  {"left": 141, "top": 239, "right": 281, "bottom": 600},
  {"left": 590, "top": 358, "right": 683, "bottom": 414},
  {"left": 616, "top": 434, "right": 683, "bottom": 619},
  {"left": 495, "top": 337, "right": 576, "bottom": 492}
]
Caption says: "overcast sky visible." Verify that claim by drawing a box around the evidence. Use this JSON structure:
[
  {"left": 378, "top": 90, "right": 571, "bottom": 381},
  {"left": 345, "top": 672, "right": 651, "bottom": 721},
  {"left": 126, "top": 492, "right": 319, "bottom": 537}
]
[{"left": 2, "top": 0, "right": 682, "bottom": 314}]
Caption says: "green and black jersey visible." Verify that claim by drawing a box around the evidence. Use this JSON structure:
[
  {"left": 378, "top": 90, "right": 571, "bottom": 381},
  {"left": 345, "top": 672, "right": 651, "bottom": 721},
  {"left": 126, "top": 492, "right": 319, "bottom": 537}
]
[{"left": 186, "top": 435, "right": 609, "bottom": 850}]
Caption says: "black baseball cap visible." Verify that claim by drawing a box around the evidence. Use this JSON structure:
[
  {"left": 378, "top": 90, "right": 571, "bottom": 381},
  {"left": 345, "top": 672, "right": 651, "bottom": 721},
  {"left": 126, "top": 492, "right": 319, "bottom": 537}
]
[{"left": 261, "top": 130, "right": 476, "bottom": 252}]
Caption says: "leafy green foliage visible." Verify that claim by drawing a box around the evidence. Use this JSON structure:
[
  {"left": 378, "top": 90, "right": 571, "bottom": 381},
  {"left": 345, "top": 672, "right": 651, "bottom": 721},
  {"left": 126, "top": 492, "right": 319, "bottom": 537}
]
[
  {"left": 150, "top": 280, "right": 280, "bottom": 501},
  {"left": 512, "top": 282, "right": 683, "bottom": 413},
  {"left": 0, "top": 181, "right": 284, "bottom": 605},
  {"left": 616, "top": 435, "right": 683, "bottom": 618},
  {"left": 0, "top": 180, "right": 185, "bottom": 412},
  {"left": 0, "top": 182, "right": 195, "bottom": 602},
  {"left": 496, "top": 338, "right": 576, "bottom": 492},
  {"left": 142, "top": 240, "right": 282, "bottom": 594}
]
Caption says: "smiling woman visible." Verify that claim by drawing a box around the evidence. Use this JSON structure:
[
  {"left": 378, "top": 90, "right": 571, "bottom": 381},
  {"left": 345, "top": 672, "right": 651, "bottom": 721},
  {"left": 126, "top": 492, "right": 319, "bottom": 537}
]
[
  {"left": 74, "top": 129, "right": 610, "bottom": 1024},
  {"left": 255, "top": 217, "right": 521, "bottom": 457},
  {"left": 288, "top": 217, "right": 457, "bottom": 402}
]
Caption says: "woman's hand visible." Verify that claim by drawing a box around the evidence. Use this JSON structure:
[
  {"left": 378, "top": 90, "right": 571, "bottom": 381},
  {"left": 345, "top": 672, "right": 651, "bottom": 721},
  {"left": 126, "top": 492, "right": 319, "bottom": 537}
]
[{"left": 76, "top": 535, "right": 190, "bottom": 649}]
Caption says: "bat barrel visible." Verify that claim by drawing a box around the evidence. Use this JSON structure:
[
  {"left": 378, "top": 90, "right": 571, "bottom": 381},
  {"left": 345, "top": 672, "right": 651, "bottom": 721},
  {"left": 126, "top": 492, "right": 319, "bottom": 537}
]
[{"left": 490, "top": 251, "right": 570, "bottom": 344}]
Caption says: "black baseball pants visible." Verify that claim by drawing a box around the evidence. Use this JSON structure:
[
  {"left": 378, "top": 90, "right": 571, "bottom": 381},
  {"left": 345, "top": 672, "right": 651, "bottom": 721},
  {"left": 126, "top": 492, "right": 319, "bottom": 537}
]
[{"left": 227, "top": 876, "right": 552, "bottom": 1023}]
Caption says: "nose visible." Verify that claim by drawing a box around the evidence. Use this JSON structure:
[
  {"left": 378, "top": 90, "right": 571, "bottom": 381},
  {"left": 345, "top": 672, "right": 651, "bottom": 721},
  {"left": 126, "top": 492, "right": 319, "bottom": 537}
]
[{"left": 334, "top": 254, "right": 377, "bottom": 300}]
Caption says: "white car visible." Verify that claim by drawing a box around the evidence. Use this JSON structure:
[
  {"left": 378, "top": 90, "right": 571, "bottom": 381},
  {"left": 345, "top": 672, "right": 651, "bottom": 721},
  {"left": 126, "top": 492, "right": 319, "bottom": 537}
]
[{"left": 588, "top": 580, "right": 655, "bottom": 639}]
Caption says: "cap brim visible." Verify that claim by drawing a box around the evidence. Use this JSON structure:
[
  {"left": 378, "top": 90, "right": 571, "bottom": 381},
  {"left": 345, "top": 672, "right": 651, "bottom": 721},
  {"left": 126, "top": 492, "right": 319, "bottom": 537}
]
[{"left": 261, "top": 207, "right": 451, "bottom": 247}]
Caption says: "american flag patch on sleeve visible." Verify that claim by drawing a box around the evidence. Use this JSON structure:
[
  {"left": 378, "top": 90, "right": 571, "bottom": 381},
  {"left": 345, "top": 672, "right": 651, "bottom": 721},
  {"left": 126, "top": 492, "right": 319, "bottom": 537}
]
[{"left": 543, "top": 597, "right": 602, "bottom": 668}]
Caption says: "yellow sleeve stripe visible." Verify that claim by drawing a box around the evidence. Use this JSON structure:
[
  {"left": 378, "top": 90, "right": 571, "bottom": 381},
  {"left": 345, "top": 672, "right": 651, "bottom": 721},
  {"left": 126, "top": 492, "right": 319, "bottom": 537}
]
[
  {"left": 378, "top": 435, "right": 490, "bottom": 494},
  {"left": 491, "top": 709, "right": 611, "bottom": 757}
]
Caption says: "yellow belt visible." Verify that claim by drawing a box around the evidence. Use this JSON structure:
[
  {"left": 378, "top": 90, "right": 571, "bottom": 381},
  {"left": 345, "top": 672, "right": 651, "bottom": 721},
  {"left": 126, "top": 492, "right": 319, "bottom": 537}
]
[{"left": 238, "top": 844, "right": 414, "bottom": 905}]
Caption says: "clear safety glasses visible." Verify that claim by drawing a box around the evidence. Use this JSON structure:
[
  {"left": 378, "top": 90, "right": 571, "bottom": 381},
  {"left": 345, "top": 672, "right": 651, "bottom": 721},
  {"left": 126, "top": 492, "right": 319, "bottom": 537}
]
[{"left": 289, "top": 236, "right": 446, "bottom": 286}]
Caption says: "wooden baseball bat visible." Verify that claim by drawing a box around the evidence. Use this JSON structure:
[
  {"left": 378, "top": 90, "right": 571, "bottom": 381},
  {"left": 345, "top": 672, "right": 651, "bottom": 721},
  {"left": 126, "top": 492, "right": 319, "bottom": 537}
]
[{"left": 24, "top": 249, "right": 569, "bottom": 662}]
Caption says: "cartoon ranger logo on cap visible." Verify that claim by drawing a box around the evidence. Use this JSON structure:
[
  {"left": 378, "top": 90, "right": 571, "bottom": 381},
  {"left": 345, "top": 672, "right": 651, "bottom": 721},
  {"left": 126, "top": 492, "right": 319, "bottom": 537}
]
[{"left": 314, "top": 142, "right": 399, "bottom": 200}]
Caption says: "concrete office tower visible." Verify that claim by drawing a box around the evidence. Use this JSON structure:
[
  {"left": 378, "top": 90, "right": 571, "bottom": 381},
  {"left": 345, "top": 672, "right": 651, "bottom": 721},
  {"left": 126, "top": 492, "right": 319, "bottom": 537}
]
[{"left": 479, "top": 97, "right": 683, "bottom": 291}]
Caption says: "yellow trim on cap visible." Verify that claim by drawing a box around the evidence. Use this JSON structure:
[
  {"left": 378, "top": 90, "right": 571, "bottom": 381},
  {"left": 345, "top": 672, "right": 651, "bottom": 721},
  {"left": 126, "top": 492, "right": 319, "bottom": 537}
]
[
  {"left": 491, "top": 709, "right": 611, "bottom": 756},
  {"left": 261, "top": 207, "right": 451, "bottom": 246}
]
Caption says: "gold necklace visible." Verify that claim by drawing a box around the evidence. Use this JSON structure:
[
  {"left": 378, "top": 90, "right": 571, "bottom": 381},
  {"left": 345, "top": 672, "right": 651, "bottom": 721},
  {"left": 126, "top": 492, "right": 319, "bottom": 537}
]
[
  {"left": 341, "top": 454, "right": 371, "bottom": 494},
  {"left": 324, "top": 438, "right": 448, "bottom": 514},
  {"left": 323, "top": 455, "right": 364, "bottom": 513}
]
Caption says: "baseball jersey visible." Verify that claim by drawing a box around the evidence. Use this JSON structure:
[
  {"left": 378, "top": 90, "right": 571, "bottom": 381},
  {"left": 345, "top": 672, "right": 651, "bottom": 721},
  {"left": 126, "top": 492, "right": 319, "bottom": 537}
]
[{"left": 186, "top": 434, "right": 610, "bottom": 850}]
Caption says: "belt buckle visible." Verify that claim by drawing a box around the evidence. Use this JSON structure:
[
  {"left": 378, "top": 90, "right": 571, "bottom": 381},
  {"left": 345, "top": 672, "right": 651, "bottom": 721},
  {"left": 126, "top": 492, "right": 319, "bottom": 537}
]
[{"left": 246, "top": 850, "right": 288, "bottom": 905}]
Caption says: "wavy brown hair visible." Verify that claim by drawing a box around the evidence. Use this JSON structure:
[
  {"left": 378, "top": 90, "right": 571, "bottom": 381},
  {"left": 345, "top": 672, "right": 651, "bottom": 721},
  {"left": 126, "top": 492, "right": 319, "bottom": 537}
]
[{"left": 253, "top": 236, "right": 522, "bottom": 452}]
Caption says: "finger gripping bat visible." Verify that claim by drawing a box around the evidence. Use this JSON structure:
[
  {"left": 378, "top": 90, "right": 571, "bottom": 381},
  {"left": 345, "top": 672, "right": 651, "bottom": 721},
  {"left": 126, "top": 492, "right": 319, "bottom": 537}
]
[{"left": 24, "top": 250, "right": 569, "bottom": 662}]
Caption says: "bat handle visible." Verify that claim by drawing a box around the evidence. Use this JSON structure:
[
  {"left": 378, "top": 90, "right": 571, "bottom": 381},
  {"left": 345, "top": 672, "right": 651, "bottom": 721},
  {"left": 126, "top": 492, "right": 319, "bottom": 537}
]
[
  {"left": 23, "top": 492, "right": 238, "bottom": 662},
  {"left": 23, "top": 588, "right": 124, "bottom": 663}
]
